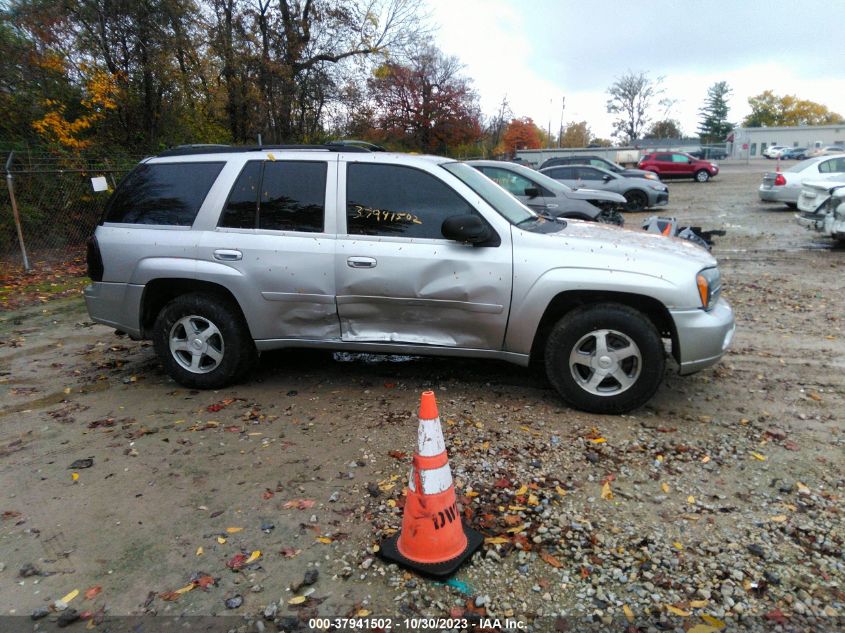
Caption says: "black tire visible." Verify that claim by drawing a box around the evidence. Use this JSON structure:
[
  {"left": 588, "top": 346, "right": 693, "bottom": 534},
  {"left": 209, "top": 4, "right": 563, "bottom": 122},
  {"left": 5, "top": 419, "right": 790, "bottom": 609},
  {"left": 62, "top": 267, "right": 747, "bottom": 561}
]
[
  {"left": 544, "top": 303, "right": 665, "bottom": 414},
  {"left": 153, "top": 292, "right": 257, "bottom": 389},
  {"left": 785, "top": 202, "right": 797, "bottom": 209},
  {"left": 623, "top": 190, "right": 648, "bottom": 212},
  {"left": 694, "top": 170, "right": 711, "bottom": 183}
]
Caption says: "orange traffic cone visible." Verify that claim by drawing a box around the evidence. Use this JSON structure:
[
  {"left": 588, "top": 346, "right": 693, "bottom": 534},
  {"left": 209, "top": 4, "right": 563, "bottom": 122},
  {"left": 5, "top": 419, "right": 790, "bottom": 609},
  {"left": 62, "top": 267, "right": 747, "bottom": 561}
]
[{"left": 379, "top": 391, "right": 483, "bottom": 578}]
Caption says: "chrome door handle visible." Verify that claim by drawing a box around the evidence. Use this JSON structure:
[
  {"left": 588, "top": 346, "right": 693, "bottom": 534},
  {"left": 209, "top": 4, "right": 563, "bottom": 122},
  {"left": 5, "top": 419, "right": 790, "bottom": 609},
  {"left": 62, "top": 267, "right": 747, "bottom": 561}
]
[
  {"left": 347, "top": 256, "right": 377, "bottom": 269},
  {"left": 213, "top": 249, "right": 242, "bottom": 261},
  {"left": 545, "top": 203, "right": 559, "bottom": 209}
]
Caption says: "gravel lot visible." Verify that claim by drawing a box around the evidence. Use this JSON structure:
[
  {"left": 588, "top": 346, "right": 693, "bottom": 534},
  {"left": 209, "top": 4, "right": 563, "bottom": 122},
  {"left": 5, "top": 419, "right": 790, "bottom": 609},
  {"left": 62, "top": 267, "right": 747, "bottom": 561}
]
[{"left": 1, "top": 161, "right": 843, "bottom": 632}]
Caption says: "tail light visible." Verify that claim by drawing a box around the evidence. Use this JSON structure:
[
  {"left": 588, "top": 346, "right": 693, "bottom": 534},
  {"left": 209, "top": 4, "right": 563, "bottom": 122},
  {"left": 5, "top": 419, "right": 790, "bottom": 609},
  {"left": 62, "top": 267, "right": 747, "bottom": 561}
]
[
  {"left": 86, "top": 236, "right": 104, "bottom": 281},
  {"left": 774, "top": 173, "right": 786, "bottom": 186}
]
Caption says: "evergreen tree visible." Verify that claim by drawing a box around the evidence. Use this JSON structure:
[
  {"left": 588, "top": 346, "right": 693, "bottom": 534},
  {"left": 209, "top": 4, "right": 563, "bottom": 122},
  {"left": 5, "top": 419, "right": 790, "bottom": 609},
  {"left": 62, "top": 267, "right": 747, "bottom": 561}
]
[{"left": 697, "top": 82, "right": 733, "bottom": 144}]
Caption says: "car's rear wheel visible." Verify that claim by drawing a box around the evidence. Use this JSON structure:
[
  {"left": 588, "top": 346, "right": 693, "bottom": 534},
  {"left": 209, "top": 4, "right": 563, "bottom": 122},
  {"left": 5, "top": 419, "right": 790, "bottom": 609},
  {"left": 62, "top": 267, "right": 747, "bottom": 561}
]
[
  {"left": 694, "top": 170, "right": 711, "bottom": 183},
  {"left": 544, "top": 303, "right": 665, "bottom": 414},
  {"left": 623, "top": 190, "right": 648, "bottom": 212},
  {"left": 785, "top": 202, "right": 797, "bottom": 209},
  {"left": 153, "top": 292, "right": 257, "bottom": 389}
]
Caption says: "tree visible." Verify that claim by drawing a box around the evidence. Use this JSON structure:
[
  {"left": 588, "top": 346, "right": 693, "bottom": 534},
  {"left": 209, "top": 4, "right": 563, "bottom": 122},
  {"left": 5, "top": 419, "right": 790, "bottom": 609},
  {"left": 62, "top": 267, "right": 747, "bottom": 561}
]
[
  {"left": 743, "top": 90, "right": 844, "bottom": 127},
  {"left": 483, "top": 96, "right": 513, "bottom": 155},
  {"left": 559, "top": 121, "right": 591, "bottom": 148},
  {"left": 606, "top": 71, "right": 665, "bottom": 144},
  {"left": 697, "top": 81, "right": 732, "bottom": 143},
  {"left": 367, "top": 45, "right": 482, "bottom": 153},
  {"left": 645, "top": 119, "right": 682, "bottom": 139},
  {"left": 497, "top": 117, "right": 542, "bottom": 156},
  {"left": 589, "top": 137, "right": 613, "bottom": 147}
]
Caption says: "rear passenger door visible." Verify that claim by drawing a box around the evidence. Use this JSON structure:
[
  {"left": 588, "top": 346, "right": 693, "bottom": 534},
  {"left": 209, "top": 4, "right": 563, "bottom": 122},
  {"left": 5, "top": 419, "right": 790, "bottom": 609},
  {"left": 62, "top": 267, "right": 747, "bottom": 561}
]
[
  {"left": 543, "top": 166, "right": 578, "bottom": 188},
  {"left": 474, "top": 165, "right": 550, "bottom": 212},
  {"left": 196, "top": 157, "right": 340, "bottom": 341}
]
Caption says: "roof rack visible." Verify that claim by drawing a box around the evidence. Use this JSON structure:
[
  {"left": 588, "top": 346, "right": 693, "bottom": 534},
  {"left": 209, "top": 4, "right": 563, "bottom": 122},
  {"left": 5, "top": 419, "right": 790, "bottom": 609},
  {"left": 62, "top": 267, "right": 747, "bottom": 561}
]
[{"left": 156, "top": 143, "right": 373, "bottom": 157}]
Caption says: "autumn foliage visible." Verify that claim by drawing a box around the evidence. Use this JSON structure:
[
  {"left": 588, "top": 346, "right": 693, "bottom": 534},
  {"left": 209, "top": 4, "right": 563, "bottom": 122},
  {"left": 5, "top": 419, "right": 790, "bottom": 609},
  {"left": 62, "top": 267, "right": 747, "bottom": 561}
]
[{"left": 497, "top": 117, "right": 543, "bottom": 156}]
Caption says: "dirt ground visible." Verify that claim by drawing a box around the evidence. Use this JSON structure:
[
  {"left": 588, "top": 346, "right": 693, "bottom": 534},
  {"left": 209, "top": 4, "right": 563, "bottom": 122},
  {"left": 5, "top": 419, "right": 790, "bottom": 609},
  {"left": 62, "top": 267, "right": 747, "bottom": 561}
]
[{"left": 1, "top": 162, "right": 843, "bottom": 632}]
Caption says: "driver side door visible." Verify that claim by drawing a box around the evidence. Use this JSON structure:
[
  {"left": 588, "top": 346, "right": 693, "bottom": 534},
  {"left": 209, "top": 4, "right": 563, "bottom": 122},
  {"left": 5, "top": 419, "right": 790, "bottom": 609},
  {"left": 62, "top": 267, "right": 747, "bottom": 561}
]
[{"left": 475, "top": 165, "right": 549, "bottom": 213}]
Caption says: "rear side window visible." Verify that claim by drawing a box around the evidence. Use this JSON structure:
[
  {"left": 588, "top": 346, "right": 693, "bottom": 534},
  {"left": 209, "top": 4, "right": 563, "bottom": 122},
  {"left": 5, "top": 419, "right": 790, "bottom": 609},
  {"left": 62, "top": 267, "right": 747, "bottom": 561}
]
[
  {"left": 219, "top": 160, "right": 326, "bottom": 232},
  {"left": 346, "top": 163, "right": 475, "bottom": 238},
  {"left": 105, "top": 162, "right": 224, "bottom": 225}
]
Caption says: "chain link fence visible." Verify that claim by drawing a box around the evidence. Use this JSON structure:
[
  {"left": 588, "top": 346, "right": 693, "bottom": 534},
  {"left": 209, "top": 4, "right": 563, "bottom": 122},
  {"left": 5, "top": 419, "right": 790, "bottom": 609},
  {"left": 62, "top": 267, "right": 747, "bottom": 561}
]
[{"left": 1, "top": 150, "right": 141, "bottom": 270}]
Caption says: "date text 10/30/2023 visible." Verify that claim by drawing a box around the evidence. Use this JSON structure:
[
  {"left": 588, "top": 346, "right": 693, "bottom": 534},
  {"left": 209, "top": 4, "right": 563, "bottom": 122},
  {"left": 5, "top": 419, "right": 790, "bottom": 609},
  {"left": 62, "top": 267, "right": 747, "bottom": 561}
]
[{"left": 307, "top": 617, "right": 527, "bottom": 630}]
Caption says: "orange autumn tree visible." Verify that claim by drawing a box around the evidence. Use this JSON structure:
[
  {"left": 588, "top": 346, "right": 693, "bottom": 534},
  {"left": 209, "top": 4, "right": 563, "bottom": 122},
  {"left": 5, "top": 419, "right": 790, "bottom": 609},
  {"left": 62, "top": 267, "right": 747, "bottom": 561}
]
[
  {"left": 32, "top": 64, "right": 119, "bottom": 151},
  {"left": 497, "top": 117, "right": 542, "bottom": 156}
]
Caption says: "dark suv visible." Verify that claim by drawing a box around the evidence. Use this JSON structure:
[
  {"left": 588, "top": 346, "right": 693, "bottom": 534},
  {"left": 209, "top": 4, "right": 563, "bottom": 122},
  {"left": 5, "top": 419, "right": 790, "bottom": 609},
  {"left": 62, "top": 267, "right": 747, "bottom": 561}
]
[
  {"left": 538, "top": 155, "right": 660, "bottom": 181},
  {"left": 638, "top": 152, "right": 720, "bottom": 182}
]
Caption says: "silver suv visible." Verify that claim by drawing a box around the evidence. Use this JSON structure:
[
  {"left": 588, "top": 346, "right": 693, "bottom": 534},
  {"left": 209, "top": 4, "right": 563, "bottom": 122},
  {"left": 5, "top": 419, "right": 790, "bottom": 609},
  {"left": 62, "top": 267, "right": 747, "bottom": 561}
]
[{"left": 85, "top": 145, "right": 735, "bottom": 414}]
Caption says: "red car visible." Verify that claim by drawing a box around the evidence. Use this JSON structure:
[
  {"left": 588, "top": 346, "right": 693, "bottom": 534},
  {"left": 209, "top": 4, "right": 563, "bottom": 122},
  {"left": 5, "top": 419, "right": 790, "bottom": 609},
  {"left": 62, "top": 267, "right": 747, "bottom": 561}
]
[{"left": 638, "top": 152, "right": 719, "bottom": 182}]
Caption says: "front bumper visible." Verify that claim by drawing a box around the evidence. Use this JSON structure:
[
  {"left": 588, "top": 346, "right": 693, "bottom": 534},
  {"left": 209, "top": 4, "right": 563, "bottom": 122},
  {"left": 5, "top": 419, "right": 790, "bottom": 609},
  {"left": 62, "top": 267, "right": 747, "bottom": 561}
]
[
  {"left": 670, "top": 298, "right": 735, "bottom": 375},
  {"left": 652, "top": 192, "right": 669, "bottom": 206}
]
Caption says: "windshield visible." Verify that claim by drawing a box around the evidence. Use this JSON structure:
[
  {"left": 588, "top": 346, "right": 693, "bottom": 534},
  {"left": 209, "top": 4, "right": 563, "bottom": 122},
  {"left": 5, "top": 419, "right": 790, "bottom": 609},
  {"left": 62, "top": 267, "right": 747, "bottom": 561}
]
[{"left": 441, "top": 162, "right": 536, "bottom": 225}]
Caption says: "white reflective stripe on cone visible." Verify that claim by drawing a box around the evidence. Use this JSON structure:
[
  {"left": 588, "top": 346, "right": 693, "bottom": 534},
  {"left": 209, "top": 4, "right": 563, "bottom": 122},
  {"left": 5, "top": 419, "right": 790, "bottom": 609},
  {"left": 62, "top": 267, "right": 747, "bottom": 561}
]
[
  {"left": 420, "top": 464, "right": 453, "bottom": 494},
  {"left": 417, "top": 417, "right": 446, "bottom": 457}
]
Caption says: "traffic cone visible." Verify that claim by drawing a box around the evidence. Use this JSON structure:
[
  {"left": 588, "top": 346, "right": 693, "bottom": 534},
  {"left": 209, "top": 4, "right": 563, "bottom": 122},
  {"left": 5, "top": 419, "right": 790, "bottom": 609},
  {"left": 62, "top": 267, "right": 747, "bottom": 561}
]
[{"left": 379, "top": 391, "right": 483, "bottom": 578}]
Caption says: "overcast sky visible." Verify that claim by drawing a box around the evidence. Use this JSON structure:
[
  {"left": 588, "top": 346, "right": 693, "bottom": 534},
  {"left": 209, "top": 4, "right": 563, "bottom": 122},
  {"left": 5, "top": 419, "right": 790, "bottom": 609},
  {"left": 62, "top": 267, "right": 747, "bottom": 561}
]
[{"left": 427, "top": 0, "right": 845, "bottom": 140}]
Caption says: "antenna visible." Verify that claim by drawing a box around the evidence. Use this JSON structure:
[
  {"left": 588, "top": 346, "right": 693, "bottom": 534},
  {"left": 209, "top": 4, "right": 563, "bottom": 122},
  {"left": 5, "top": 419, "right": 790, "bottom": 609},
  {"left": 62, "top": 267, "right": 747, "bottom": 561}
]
[{"left": 257, "top": 134, "right": 263, "bottom": 149}]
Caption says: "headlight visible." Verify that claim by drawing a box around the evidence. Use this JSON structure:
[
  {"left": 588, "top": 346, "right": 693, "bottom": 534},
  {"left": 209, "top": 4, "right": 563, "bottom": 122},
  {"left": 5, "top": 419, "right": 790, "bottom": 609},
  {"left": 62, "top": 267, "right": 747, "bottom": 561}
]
[
  {"left": 643, "top": 172, "right": 658, "bottom": 180},
  {"left": 648, "top": 183, "right": 667, "bottom": 191},
  {"left": 696, "top": 267, "right": 721, "bottom": 310},
  {"left": 710, "top": 162, "right": 718, "bottom": 168}
]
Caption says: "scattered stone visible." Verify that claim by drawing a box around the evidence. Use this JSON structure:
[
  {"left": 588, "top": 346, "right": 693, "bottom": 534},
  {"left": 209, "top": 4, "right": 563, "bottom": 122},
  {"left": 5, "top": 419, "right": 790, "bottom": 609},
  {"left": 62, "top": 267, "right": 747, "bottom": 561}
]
[
  {"left": 225, "top": 594, "right": 244, "bottom": 609},
  {"left": 747, "top": 544, "right": 766, "bottom": 558},
  {"left": 57, "top": 609, "right": 80, "bottom": 627},
  {"left": 30, "top": 607, "right": 50, "bottom": 620}
]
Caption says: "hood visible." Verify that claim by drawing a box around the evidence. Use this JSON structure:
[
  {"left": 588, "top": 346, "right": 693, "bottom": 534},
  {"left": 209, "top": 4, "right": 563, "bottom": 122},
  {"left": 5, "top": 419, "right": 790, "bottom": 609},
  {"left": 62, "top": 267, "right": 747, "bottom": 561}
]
[
  {"left": 529, "top": 219, "right": 716, "bottom": 270},
  {"left": 565, "top": 188, "right": 627, "bottom": 203},
  {"left": 621, "top": 168, "right": 657, "bottom": 178}
]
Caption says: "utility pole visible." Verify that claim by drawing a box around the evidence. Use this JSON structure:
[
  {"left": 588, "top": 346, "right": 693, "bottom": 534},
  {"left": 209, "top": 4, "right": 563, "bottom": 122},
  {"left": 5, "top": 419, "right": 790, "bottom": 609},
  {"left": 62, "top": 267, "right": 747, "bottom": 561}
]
[
  {"left": 558, "top": 97, "right": 566, "bottom": 148},
  {"left": 548, "top": 98, "right": 552, "bottom": 148}
]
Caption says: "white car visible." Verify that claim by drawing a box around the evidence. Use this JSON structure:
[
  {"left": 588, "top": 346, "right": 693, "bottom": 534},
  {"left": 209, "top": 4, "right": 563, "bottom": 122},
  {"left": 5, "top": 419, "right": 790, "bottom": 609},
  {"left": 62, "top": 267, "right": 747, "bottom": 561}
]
[
  {"left": 806, "top": 145, "right": 845, "bottom": 158},
  {"left": 796, "top": 177, "right": 845, "bottom": 241},
  {"left": 762, "top": 146, "right": 789, "bottom": 159},
  {"left": 758, "top": 155, "right": 845, "bottom": 207}
]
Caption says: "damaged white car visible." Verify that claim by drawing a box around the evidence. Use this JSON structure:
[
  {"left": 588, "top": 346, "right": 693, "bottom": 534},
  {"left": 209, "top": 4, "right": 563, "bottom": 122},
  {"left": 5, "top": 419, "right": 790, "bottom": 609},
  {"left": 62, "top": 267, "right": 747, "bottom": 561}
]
[{"left": 796, "top": 177, "right": 845, "bottom": 242}]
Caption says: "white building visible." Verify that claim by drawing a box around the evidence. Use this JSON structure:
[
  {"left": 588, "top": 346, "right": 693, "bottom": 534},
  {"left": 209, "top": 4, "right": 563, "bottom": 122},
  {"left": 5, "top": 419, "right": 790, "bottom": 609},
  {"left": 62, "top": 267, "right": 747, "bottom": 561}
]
[{"left": 730, "top": 124, "right": 845, "bottom": 158}]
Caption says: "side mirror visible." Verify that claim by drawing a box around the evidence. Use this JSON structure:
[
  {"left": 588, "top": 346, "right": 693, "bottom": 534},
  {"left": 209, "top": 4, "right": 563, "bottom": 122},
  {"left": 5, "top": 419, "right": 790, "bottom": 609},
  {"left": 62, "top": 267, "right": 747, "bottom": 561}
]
[
  {"left": 602, "top": 175, "right": 612, "bottom": 182},
  {"left": 524, "top": 187, "right": 540, "bottom": 199},
  {"left": 441, "top": 214, "right": 491, "bottom": 244}
]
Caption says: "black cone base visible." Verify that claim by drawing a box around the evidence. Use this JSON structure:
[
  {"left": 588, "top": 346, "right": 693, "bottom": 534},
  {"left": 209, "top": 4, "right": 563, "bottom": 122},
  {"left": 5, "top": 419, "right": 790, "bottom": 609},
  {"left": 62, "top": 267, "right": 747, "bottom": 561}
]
[{"left": 378, "top": 525, "right": 484, "bottom": 579}]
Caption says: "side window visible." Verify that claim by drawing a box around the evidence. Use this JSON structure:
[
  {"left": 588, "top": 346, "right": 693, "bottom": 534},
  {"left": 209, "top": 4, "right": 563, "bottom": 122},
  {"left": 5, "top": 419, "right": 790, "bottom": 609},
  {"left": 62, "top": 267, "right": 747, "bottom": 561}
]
[
  {"left": 220, "top": 161, "right": 261, "bottom": 228},
  {"left": 479, "top": 166, "right": 537, "bottom": 197},
  {"left": 259, "top": 162, "right": 326, "bottom": 232},
  {"left": 548, "top": 167, "right": 573, "bottom": 179},
  {"left": 346, "top": 163, "right": 476, "bottom": 239},
  {"left": 105, "top": 162, "right": 224, "bottom": 225},
  {"left": 819, "top": 159, "right": 833, "bottom": 174},
  {"left": 655, "top": 153, "right": 672, "bottom": 162},
  {"left": 577, "top": 167, "right": 601, "bottom": 180}
]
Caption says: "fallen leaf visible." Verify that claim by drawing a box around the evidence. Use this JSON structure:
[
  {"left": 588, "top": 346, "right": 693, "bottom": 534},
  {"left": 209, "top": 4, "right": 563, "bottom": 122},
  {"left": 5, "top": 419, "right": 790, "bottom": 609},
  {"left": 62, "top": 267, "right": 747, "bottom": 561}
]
[
  {"left": 226, "top": 553, "right": 247, "bottom": 570},
  {"left": 72, "top": 473, "right": 79, "bottom": 482},
  {"left": 796, "top": 481, "right": 810, "bottom": 494},
  {"left": 225, "top": 527, "right": 243, "bottom": 534},
  {"left": 357, "top": 609, "right": 371, "bottom": 617},
  {"left": 589, "top": 437, "right": 606, "bottom": 444},
  {"left": 195, "top": 575, "right": 215, "bottom": 589},
  {"left": 701, "top": 455, "right": 711, "bottom": 463},
  {"left": 770, "top": 515, "right": 787, "bottom": 523},
  {"left": 540, "top": 552, "right": 563, "bottom": 568},
  {"left": 687, "top": 495, "right": 696, "bottom": 504},
  {"left": 623, "top": 604, "right": 634, "bottom": 623},
  {"left": 288, "top": 596, "right": 307, "bottom": 605},
  {"left": 661, "top": 482, "right": 670, "bottom": 493},
  {"left": 61, "top": 589, "right": 79, "bottom": 604},
  {"left": 673, "top": 541, "right": 684, "bottom": 550},
  {"left": 388, "top": 450, "right": 406, "bottom": 459},
  {"left": 665, "top": 604, "right": 690, "bottom": 617},
  {"left": 245, "top": 550, "right": 261, "bottom": 564},
  {"left": 262, "top": 490, "right": 274, "bottom": 500},
  {"left": 688, "top": 626, "right": 719, "bottom": 633},
  {"left": 689, "top": 599, "right": 709, "bottom": 608},
  {"left": 280, "top": 547, "right": 301, "bottom": 558},
  {"left": 600, "top": 481, "right": 613, "bottom": 500},
  {"left": 701, "top": 614, "right": 726, "bottom": 628},
  {"left": 174, "top": 583, "right": 195, "bottom": 595},
  {"left": 503, "top": 515, "right": 522, "bottom": 526},
  {"left": 484, "top": 537, "right": 509, "bottom": 545},
  {"left": 159, "top": 591, "right": 181, "bottom": 601},
  {"left": 315, "top": 536, "right": 333, "bottom": 544},
  {"left": 283, "top": 499, "right": 316, "bottom": 510},
  {"left": 750, "top": 451, "right": 767, "bottom": 461},
  {"left": 506, "top": 524, "right": 526, "bottom": 534},
  {"left": 196, "top": 547, "right": 203, "bottom": 556},
  {"left": 217, "top": 536, "right": 227, "bottom": 544},
  {"left": 84, "top": 586, "right": 102, "bottom": 600},
  {"left": 555, "top": 485, "right": 567, "bottom": 496},
  {"left": 515, "top": 484, "right": 528, "bottom": 495}
]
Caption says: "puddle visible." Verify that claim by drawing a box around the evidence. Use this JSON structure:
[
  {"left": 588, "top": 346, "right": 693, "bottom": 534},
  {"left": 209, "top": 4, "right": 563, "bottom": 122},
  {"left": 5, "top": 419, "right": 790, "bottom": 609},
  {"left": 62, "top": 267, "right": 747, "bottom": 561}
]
[{"left": 0, "top": 381, "right": 111, "bottom": 417}]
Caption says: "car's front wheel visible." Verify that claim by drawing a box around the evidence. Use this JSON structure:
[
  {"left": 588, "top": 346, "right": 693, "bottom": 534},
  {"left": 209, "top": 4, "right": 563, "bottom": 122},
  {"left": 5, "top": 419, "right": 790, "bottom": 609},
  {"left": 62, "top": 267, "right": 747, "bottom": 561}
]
[
  {"left": 694, "top": 170, "right": 711, "bottom": 183},
  {"left": 544, "top": 304, "right": 665, "bottom": 414},
  {"left": 153, "top": 292, "right": 257, "bottom": 389},
  {"left": 623, "top": 190, "right": 648, "bottom": 212}
]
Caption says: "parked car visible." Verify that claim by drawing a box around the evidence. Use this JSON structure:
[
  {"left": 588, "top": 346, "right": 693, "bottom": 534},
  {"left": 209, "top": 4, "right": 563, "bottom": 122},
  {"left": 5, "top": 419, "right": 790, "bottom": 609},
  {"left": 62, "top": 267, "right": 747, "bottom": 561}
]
[
  {"left": 638, "top": 152, "right": 720, "bottom": 182},
  {"left": 806, "top": 145, "right": 845, "bottom": 158},
  {"left": 781, "top": 147, "right": 807, "bottom": 160},
  {"left": 758, "top": 155, "right": 845, "bottom": 207},
  {"left": 762, "top": 146, "right": 790, "bottom": 159},
  {"left": 465, "top": 160, "right": 625, "bottom": 225},
  {"left": 538, "top": 155, "right": 660, "bottom": 181},
  {"left": 539, "top": 165, "right": 669, "bottom": 212},
  {"left": 796, "top": 177, "right": 845, "bottom": 242},
  {"left": 84, "top": 145, "right": 735, "bottom": 414}
]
